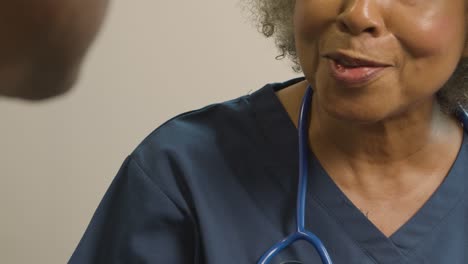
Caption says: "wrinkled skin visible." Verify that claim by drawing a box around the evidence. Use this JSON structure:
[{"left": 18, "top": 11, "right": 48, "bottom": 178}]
[
  {"left": 294, "top": 0, "right": 468, "bottom": 122},
  {"left": 0, "top": 0, "right": 109, "bottom": 100},
  {"left": 276, "top": 0, "right": 468, "bottom": 236}
]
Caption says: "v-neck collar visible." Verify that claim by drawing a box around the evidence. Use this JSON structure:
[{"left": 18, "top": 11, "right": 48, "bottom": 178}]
[
  {"left": 308, "top": 132, "right": 467, "bottom": 262},
  {"left": 249, "top": 78, "right": 468, "bottom": 263}
]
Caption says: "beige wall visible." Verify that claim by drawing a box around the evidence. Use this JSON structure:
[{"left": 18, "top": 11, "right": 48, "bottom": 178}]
[{"left": 0, "top": 1, "right": 298, "bottom": 263}]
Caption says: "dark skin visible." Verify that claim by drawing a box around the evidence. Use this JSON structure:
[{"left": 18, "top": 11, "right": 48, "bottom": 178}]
[
  {"left": 277, "top": 0, "right": 468, "bottom": 237},
  {"left": 0, "top": 0, "right": 109, "bottom": 100}
]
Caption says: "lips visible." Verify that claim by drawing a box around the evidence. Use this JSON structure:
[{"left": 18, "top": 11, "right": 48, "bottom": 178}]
[
  {"left": 324, "top": 51, "right": 392, "bottom": 85},
  {"left": 325, "top": 52, "right": 391, "bottom": 68}
]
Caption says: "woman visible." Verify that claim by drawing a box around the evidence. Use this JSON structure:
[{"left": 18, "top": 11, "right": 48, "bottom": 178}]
[{"left": 70, "top": 0, "right": 468, "bottom": 263}]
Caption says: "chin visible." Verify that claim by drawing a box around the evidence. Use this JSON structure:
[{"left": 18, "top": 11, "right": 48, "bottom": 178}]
[
  {"left": 16, "top": 65, "right": 79, "bottom": 101},
  {"left": 320, "top": 99, "right": 397, "bottom": 124},
  {"left": 1, "top": 75, "right": 77, "bottom": 102},
  {"left": 21, "top": 86, "right": 73, "bottom": 101},
  {"left": 313, "top": 84, "right": 407, "bottom": 124}
]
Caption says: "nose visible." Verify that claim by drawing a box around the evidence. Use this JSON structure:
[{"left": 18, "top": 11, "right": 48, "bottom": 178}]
[{"left": 337, "top": 0, "right": 385, "bottom": 37}]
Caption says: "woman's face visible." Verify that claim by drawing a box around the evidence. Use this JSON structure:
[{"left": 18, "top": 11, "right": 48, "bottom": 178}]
[{"left": 294, "top": 0, "right": 468, "bottom": 122}]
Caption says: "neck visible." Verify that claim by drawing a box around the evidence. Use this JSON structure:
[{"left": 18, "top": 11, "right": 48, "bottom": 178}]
[
  {"left": 276, "top": 80, "right": 464, "bottom": 235},
  {"left": 308, "top": 89, "right": 463, "bottom": 197},
  {"left": 310, "top": 96, "right": 461, "bottom": 164},
  {"left": 275, "top": 80, "right": 463, "bottom": 188}
]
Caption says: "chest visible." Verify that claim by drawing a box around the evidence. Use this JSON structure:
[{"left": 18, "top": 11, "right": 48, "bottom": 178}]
[
  {"left": 341, "top": 184, "right": 444, "bottom": 237},
  {"left": 193, "top": 191, "right": 468, "bottom": 264}
]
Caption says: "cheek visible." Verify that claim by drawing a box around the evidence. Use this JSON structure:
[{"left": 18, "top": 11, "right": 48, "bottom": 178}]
[
  {"left": 294, "top": 1, "right": 339, "bottom": 80},
  {"left": 394, "top": 11, "right": 465, "bottom": 59},
  {"left": 387, "top": 2, "right": 466, "bottom": 101},
  {"left": 395, "top": 14, "right": 465, "bottom": 100}
]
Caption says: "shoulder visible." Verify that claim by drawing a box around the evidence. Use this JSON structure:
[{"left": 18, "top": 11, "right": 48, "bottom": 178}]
[
  {"left": 118, "top": 78, "right": 302, "bottom": 211},
  {"left": 129, "top": 78, "right": 304, "bottom": 172},
  {"left": 124, "top": 94, "right": 261, "bottom": 209},
  {"left": 128, "top": 93, "right": 260, "bottom": 182},
  {"left": 133, "top": 95, "right": 249, "bottom": 158}
]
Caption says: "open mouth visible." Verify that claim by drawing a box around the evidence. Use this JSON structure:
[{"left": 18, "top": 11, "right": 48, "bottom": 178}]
[
  {"left": 328, "top": 58, "right": 389, "bottom": 85},
  {"left": 326, "top": 53, "right": 391, "bottom": 68}
]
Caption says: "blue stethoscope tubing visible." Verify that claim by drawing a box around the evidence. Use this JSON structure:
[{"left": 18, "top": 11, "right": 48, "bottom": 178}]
[
  {"left": 257, "top": 85, "right": 468, "bottom": 264},
  {"left": 257, "top": 86, "right": 333, "bottom": 264}
]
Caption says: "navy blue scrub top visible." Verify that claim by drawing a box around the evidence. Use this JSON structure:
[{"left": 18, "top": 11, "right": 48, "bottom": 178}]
[{"left": 70, "top": 78, "right": 468, "bottom": 264}]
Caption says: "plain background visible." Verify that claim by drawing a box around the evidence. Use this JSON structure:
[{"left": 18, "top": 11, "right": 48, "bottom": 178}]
[{"left": 0, "top": 1, "right": 298, "bottom": 263}]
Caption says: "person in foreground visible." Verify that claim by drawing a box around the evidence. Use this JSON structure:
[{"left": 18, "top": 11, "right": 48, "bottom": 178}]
[
  {"left": 0, "top": 0, "right": 108, "bottom": 100},
  {"left": 70, "top": 0, "right": 468, "bottom": 263}
]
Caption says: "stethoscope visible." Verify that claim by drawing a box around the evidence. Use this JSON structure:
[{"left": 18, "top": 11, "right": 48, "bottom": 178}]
[{"left": 257, "top": 85, "right": 468, "bottom": 264}]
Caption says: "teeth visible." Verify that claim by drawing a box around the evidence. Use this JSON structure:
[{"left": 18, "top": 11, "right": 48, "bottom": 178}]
[
  {"left": 336, "top": 59, "right": 368, "bottom": 68},
  {"left": 335, "top": 62, "right": 346, "bottom": 72},
  {"left": 338, "top": 59, "right": 361, "bottom": 67},
  {"left": 336, "top": 60, "right": 359, "bottom": 68}
]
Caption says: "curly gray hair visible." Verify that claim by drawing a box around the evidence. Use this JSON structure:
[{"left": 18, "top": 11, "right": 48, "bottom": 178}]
[{"left": 243, "top": 0, "right": 468, "bottom": 114}]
